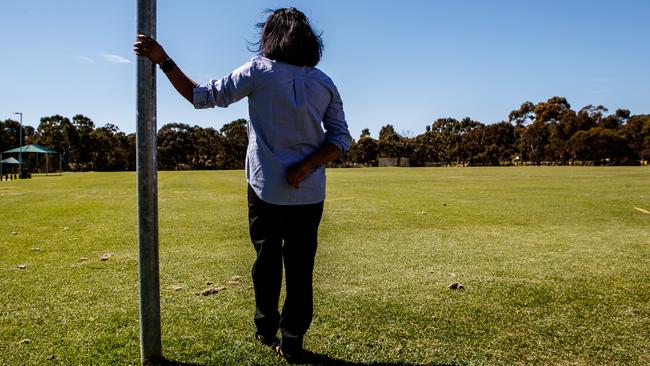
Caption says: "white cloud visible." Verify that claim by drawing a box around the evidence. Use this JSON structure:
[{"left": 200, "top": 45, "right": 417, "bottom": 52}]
[
  {"left": 73, "top": 55, "right": 95, "bottom": 63},
  {"left": 101, "top": 53, "right": 131, "bottom": 64}
]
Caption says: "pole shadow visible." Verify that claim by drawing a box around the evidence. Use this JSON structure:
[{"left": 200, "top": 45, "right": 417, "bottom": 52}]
[
  {"left": 158, "top": 351, "right": 457, "bottom": 366},
  {"left": 159, "top": 359, "right": 202, "bottom": 366}
]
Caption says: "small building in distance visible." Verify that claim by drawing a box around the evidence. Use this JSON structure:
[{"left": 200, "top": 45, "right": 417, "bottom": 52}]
[{"left": 378, "top": 157, "right": 410, "bottom": 167}]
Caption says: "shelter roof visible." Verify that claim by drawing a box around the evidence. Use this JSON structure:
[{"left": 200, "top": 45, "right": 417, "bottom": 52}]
[
  {"left": 0, "top": 157, "right": 21, "bottom": 164},
  {"left": 2, "top": 144, "right": 58, "bottom": 154}
]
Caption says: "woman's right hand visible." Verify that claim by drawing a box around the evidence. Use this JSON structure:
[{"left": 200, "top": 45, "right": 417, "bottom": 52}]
[{"left": 133, "top": 34, "right": 169, "bottom": 64}]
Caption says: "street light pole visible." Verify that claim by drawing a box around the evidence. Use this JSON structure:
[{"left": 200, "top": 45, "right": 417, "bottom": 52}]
[{"left": 13, "top": 112, "right": 22, "bottom": 178}]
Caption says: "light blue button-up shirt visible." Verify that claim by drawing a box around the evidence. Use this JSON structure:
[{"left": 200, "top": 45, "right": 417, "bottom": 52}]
[{"left": 193, "top": 56, "right": 352, "bottom": 205}]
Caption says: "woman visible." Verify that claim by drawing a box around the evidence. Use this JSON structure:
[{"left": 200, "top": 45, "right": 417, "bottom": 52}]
[{"left": 134, "top": 7, "right": 352, "bottom": 362}]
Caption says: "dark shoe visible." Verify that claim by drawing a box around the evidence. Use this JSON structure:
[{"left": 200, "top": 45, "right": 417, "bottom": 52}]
[
  {"left": 255, "top": 332, "right": 279, "bottom": 347},
  {"left": 273, "top": 343, "right": 303, "bottom": 364}
]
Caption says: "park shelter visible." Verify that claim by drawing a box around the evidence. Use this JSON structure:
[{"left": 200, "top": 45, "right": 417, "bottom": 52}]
[
  {"left": 0, "top": 157, "right": 21, "bottom": 180},
  {"left": 0, "top": 157, "right": 20, "bottom": 173},
  {"left": 1, "top": 144, "right": 61, "bottom": 176}
]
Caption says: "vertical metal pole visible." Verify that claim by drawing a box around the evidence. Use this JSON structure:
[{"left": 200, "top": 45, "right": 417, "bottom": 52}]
[
  {"left": 136, "top": 0, "right": 161, "bottom": 364},
  {"left": 18, "top": 114, "right": 22, "bottom": 177},
  {"left": 13, "top": 112, "right": 22, "bottom": 178}
]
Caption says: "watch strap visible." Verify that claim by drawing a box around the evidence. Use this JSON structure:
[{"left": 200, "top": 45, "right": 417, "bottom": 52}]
[{"left": 159, "top": 58, "right": 176, "bottom": 73}]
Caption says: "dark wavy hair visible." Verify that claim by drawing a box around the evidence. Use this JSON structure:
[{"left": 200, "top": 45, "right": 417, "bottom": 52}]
[{"left": 252, "top": 8, "right": 323, "bottom": 67}]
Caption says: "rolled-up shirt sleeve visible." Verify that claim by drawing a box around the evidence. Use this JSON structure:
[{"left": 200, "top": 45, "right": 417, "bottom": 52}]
[
  {"left": 193, "top": 60, "right": 255, "bottom": 109},
  {"left": 322, "top": 86, "right": 352, "bottom": 152}
]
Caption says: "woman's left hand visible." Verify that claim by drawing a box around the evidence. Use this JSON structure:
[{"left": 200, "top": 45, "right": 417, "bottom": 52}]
[{"left": 287, "top": 163, "right": 311, "bottom": 188}]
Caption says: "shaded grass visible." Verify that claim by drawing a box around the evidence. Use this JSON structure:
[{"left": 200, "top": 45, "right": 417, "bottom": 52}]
[{"left": 1, "top": 167, "right": 649, "bottom": 365}]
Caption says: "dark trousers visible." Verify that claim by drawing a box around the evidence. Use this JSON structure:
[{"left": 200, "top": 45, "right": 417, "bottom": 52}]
[{"left": 247, "top": 185, "right": 324, "bottom": 346}]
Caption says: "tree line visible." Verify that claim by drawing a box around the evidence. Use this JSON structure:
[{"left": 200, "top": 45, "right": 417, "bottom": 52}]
[
  {"left": 0, "top": 115, "right": 248, "bottom": 171},
  {"left": 341, "top": 96, "right": 650, "bottom": 167},
  {"left": 1, "top": 96, "right": 649, "bottom": 171}
]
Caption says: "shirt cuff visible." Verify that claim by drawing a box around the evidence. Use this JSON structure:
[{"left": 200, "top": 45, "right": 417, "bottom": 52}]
[
  {"left": 325, "top": 138, "right": 346, "bottom": 153},
  {"left": 193, "top": 86, "right": 210, "bottom": 109}
]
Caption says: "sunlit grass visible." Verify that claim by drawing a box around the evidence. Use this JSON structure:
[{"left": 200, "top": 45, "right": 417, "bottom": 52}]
[{"left": 1, "top": 167, "right": 649, "bottom": 365}]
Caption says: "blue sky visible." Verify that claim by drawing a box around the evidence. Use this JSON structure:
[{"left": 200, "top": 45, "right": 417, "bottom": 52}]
[{"left": 1, "top": 0, "right": 648, "bottom": 139}]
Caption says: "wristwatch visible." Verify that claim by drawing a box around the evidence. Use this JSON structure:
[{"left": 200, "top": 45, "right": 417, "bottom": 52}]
[{"left": 159, "top": 58, "right": 176, "bottom": 73}]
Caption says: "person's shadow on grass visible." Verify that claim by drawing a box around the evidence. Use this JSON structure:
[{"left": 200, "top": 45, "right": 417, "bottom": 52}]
[{"left": 299, "top": 350, "right": 456, "bottom": 366}]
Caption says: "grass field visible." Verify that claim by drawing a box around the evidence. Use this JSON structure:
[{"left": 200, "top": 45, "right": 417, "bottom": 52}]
[{"left": 1, "top": 167, "right": 649, "bottom": 365}]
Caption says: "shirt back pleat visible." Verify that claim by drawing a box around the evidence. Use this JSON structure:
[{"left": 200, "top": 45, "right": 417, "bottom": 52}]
[{"left": 293, "top": 75, "right": 305, "bottom": 107}]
